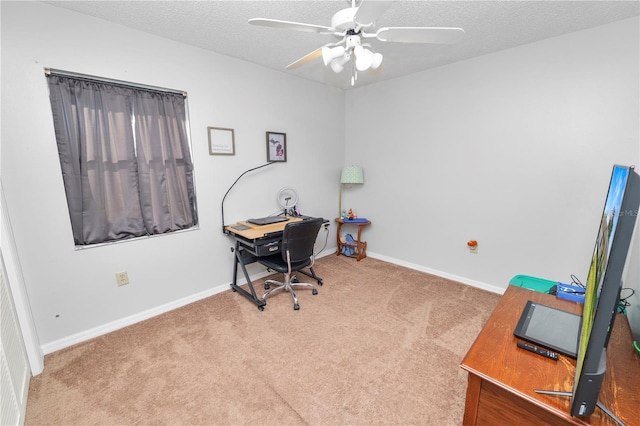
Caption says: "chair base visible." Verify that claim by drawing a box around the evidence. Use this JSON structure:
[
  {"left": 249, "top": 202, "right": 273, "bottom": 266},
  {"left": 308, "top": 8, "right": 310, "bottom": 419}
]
[{"left": 263, "top": 274, "right": 318, "bottom": 310}]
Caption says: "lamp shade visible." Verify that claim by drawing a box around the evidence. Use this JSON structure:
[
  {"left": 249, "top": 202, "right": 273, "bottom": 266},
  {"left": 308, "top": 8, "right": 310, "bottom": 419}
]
[{"left": 341, "top": 166, "right": 364, "bottom": 184}]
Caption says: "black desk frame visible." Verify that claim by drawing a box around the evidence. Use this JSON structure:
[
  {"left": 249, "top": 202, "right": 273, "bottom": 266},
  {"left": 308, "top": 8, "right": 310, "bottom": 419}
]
[{"left": 228, "top": 226, "right": 324, "bottom": 311}]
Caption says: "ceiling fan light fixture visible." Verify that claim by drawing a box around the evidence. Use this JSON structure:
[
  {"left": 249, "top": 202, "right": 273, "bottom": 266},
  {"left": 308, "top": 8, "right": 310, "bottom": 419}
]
[
  {"left": 371, "top": 52, "right": 383, "bottom": 69},
  {"left": 330, "top": 52, "right": 351, "bottom": 73},
  {"left": 322, "top": 45, "right": 346, "bottom": 66},
  {"left": 354, "top": 46, "right": 374, "bottom": 71},
  {"left": 331, "top": 61, "right": 345, "bottom": 73}
]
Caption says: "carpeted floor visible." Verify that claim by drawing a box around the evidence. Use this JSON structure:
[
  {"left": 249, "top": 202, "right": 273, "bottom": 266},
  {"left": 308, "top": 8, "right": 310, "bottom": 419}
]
[{"left": 25, "top": 255, "right": 500, "bottom": 425}]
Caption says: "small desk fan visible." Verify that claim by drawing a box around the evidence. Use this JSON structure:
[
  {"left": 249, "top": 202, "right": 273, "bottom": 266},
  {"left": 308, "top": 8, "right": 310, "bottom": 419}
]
[{"left": 277, "top": 187, "right": 299, "bottom": 215}]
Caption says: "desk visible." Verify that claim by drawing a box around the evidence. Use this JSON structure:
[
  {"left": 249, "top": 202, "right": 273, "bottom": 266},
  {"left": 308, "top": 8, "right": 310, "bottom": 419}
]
[
  {"left": 460, "top": 285, "right": 639, "bottom": 425},
  {"left": 225, "top": 216, "right": 324, "bottom": 310}
]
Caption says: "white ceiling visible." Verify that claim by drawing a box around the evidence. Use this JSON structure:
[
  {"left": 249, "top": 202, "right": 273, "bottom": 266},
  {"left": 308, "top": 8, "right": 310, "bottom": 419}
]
[{"left": 45, "top": 1, "right": 639, "bottom": 90}]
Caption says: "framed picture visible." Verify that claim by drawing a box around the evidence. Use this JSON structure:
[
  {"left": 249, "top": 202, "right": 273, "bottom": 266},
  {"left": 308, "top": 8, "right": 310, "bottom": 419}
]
[
  {"left": 208, "top": 127, "right": 235, "bottom": 155},
  {"left": 266, "top": 131, "right": 287, "bottom": 162}
]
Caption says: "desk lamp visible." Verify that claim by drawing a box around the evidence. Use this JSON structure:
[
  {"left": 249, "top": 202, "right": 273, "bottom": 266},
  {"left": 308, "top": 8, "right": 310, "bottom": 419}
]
[{"left": 339, "top": 165, "right": 364, "bottom": 217}]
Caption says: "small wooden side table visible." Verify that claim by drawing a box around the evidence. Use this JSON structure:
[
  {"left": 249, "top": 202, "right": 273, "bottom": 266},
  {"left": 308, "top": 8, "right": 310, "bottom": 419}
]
[{"left": 335, "top": 218, "right": 371, "bottom": 261}]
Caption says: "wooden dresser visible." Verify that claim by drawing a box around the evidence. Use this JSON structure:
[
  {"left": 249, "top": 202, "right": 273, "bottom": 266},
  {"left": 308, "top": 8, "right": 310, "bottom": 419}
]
[{"left": 460, "top": 285, "right": 640, "bottom": 426}]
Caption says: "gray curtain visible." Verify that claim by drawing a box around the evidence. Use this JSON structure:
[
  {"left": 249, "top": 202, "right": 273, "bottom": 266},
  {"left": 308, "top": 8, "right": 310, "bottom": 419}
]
[
  {"left": 47, "top": 75, "right": 197, "bottom": 245},
  {"left": 133, "top": 91, "right": 196, "bottom": 234}
]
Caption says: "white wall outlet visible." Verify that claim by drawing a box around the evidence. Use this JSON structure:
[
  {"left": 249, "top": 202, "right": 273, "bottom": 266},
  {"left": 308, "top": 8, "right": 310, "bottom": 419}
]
[{"left": 116, "top": 271, "right": 129, "bottom": 286}]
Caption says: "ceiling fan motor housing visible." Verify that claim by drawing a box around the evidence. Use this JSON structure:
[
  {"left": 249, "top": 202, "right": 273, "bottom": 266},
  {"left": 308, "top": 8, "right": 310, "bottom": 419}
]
[{"left": 346, "top": 35, "right": 361, "bottom": 49}]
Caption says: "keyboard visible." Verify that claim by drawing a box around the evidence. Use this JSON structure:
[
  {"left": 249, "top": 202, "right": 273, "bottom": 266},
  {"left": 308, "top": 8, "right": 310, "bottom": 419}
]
[{"left": 246, "top": 216, "right": 289, "bottom": 226}]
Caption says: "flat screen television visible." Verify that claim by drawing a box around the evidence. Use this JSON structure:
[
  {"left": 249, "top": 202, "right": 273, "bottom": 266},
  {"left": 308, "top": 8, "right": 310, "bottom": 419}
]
[
  {"left": 524, "top": 165, "right": 640, "bottom": 423},
  {"left": 569, "top": 164, "right": 639, "bottom": 420}
]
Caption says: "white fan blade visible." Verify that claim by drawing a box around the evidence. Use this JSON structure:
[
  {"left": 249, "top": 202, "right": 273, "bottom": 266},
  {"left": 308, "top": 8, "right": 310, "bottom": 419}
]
[
  {"left": 354, "top": 0, "right": 389, "bottom": 28},
  {"left": 286, "top": 48, "right": 323, "bottom": 69},
  {"left": 249, "top": 18, "right": 335, "bottom": 35},
  {"left": 375, "top": 27, "right": 465, "bottom": 44}
]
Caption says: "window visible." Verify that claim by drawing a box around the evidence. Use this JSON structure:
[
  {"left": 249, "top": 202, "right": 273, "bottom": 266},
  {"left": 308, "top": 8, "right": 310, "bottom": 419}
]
[{"left": 47, "top": 71, "right": 198, "bottom": 246}]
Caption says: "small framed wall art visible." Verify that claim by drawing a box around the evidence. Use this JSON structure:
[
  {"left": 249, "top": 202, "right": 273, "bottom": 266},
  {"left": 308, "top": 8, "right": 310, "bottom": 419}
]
[
  {"left": 266, "top": 131, "right": 287, "bottom": 162},
  {"left": 208, "top": 126, "right": 235, "bottom": 155}
]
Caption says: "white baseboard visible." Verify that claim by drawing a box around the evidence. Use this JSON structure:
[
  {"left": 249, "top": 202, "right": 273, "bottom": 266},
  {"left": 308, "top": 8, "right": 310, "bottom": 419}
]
[
  {"left": 366, "top": 251, "right": 506, "bottom": 295},
  {"left": 40, "top": 282, "right": 231, "bottom": 355},
  {"left": 40, "top": 249, "right": 336, "bottom": 355},
  {"left": 42, "top": 249, "right": 502, "bottom": 354}
]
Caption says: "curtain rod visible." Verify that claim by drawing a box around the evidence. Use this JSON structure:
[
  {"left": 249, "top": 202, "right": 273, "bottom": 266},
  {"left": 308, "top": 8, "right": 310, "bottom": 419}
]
[{"left": 44, "top": 67, "right": 187, "bottom": 98}]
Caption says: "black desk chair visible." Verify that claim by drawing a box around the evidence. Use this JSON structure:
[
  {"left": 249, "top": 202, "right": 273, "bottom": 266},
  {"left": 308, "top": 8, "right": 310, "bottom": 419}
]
[{"left": 258, "top": 217, "right": 323, "bottom": 310}]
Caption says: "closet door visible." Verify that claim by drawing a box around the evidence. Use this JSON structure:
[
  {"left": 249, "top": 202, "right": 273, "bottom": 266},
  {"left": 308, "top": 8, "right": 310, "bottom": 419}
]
[{"left": 1, "top": 252, "right": 31, "bottom": 426}]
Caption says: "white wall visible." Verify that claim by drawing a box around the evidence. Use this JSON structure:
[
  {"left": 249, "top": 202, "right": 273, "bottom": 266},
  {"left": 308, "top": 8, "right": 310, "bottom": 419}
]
[
  {"left": 345, "top": 18, "right": 639, "bottom": 295},
  {"left": 1, "top": 1, "right": 345, "bottom": 351},
  {"left": 627, "top": 212, "right": 640, "bottom": 342}
]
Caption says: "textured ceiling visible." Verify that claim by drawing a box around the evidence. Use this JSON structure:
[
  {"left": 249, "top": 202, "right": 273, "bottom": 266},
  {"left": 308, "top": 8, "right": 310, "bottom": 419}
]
[{"left": 45, "top": 1, "right": 639, "bottom": 90}]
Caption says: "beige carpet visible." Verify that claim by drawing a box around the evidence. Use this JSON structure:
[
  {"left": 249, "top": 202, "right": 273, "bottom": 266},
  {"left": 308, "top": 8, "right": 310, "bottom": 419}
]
[{"left": 26, "top": 255, "right": 500, "bottom": 425}]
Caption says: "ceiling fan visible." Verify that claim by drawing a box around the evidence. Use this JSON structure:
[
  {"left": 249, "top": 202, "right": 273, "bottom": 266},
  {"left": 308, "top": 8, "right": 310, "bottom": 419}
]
[{"left": 249, "top": 0, "right": 465, "bottom": 85}]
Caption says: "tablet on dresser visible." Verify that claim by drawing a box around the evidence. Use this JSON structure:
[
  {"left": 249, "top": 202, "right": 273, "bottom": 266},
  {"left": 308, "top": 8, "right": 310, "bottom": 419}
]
[{"left": 513, "top": 300, "right": 581, "bottom": 358}]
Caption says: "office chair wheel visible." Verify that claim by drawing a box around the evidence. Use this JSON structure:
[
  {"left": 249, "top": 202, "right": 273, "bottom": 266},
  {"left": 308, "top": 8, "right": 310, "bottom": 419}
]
[
  {"left": 317, "top": 279, "right": 323, "bottom": 286},
  {"left": 294, "top": 303, "right": 300, "bottom": 310},
  {"left": 264, "top": 283, "right": 270, "bottom": 290},
  {"left": 292, "top": 276, "right": 299, "bottom": 283},
  {"left": 312, "top": 289, "right": 318, "bottom": 295},
  {"left": 258, "top": 306, "right": 264, "bottom": 311}
]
